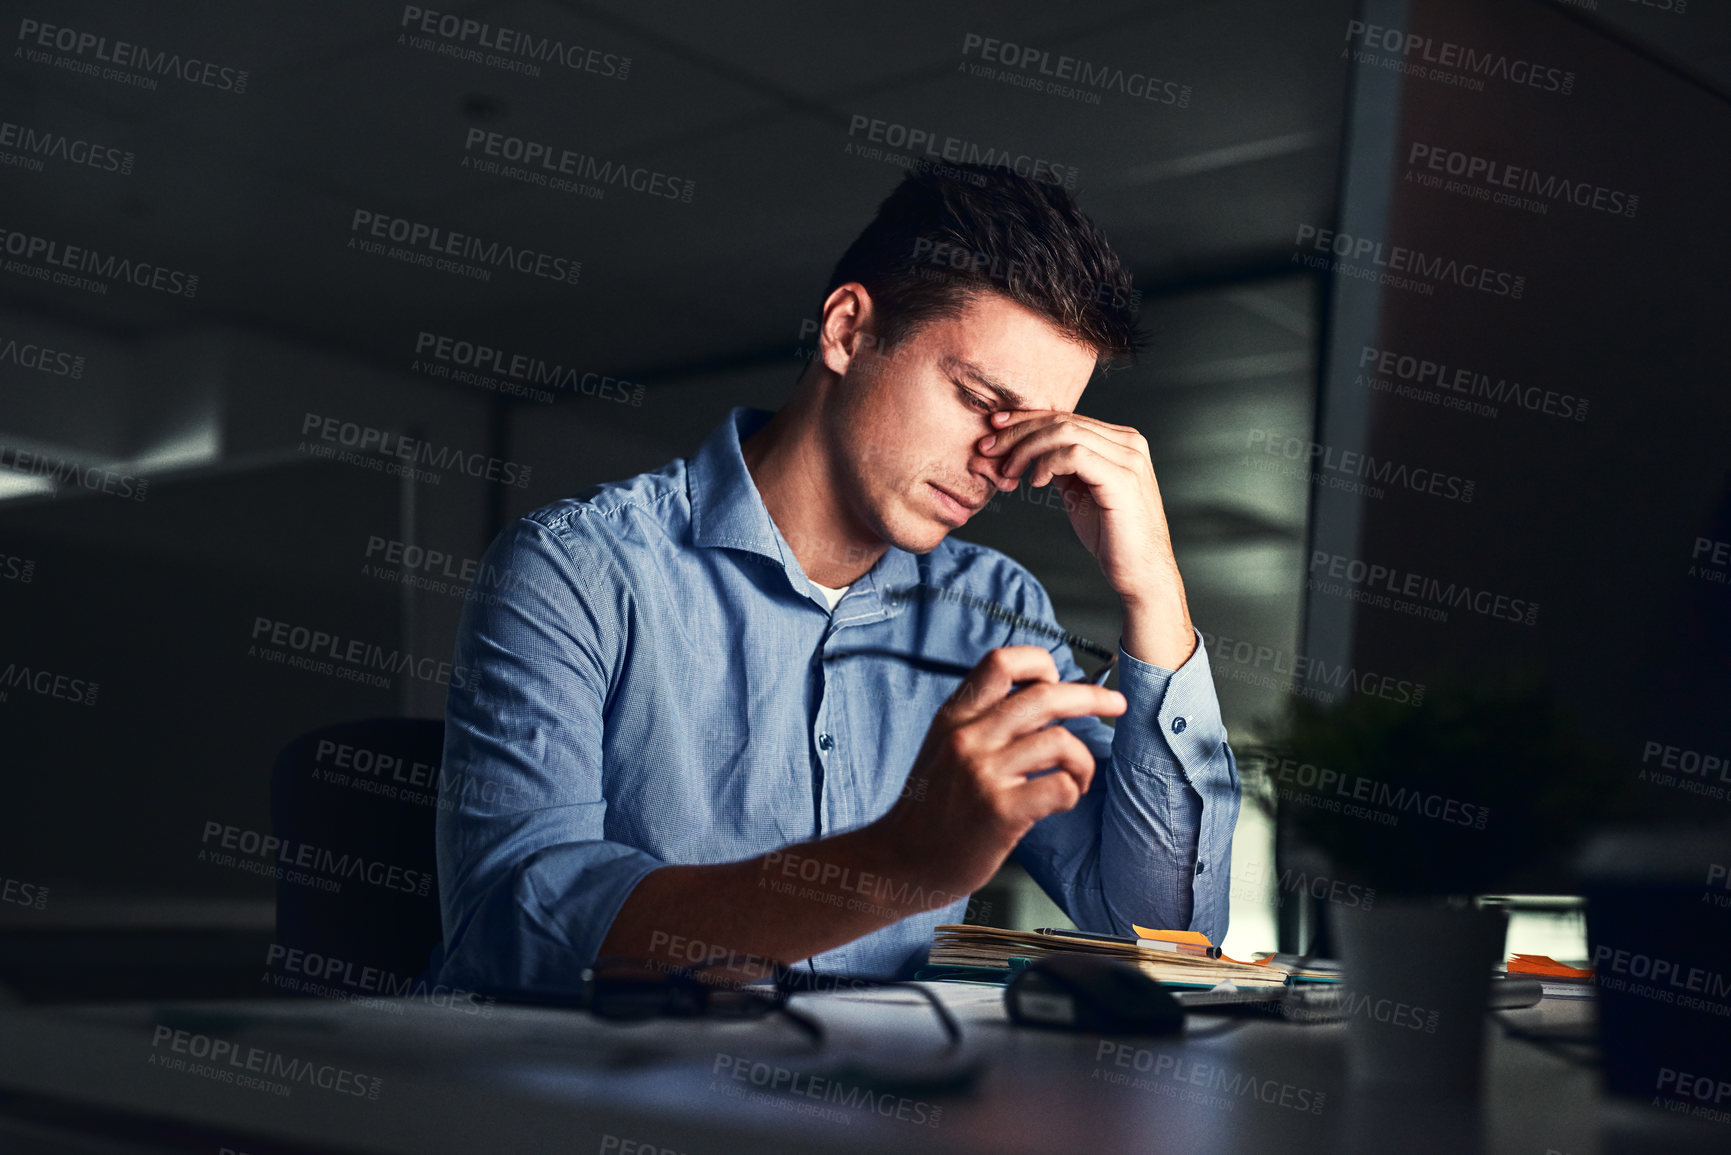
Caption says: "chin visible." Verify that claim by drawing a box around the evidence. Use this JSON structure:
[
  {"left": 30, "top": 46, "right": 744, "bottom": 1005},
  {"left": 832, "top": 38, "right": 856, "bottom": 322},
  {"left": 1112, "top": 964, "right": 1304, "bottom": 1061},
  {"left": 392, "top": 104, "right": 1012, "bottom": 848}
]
[
  {"left": 870, "top": 491, "right": 962, "bottom": 555},
  {"left": 886, "top": 511, "right": 954, "bottom": 555},
  {"left": 908, "top": 528, "right": 951, "bottom": 554}
]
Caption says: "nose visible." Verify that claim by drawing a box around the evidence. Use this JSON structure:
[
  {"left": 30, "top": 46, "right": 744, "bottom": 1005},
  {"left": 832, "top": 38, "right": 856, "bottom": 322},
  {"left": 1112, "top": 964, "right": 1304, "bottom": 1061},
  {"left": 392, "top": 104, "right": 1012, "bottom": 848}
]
[{"left": 970, "top": 440, "right": 1011, "bottom": 491}]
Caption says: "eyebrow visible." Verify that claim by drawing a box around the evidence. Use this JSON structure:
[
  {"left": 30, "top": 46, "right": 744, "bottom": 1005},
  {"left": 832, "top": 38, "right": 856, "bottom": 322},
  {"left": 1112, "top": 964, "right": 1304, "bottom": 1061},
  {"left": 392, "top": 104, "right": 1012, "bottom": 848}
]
[{"left": 941, "top": 355, "right": 1033, "bottom": 411}]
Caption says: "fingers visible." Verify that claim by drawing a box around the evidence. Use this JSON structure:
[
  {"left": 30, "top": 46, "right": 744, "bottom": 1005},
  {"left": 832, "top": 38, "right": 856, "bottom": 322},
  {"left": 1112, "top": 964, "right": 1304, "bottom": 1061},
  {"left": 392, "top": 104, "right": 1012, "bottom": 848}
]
[
  {"left": 986, "top": 424, "right": 1144, "bottom": 489},
  {"left": 930, "top": 646, "right": 1117, "bottom": 830},
  {"left": 1038, "top": 444, "right": 1113, "bottom": 493},
  {"left": 942, "top": 646, "right": 1060, "bottom": 726},
  {"left": 1003, "top": 752, "right": 1089, "bottom": 826},
  {"left": 980, "top": 678, "right": 1126, "bottom": 742},
  {"left": 995, "top": 725, "right": 1096, "bottom": 794},
  {"left": 985, "top": 411, "right": 1145, "bottom": 457},
  {"left": 991, "top": 409, "right": 1149, "bottom": 455}
]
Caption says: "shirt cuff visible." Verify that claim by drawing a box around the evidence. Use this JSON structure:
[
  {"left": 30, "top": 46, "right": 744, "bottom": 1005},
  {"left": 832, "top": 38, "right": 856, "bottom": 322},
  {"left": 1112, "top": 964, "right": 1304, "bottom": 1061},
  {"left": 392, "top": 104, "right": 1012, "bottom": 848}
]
[{"left": 1110, "top": 626, "right": 1229, "bottom": 784}]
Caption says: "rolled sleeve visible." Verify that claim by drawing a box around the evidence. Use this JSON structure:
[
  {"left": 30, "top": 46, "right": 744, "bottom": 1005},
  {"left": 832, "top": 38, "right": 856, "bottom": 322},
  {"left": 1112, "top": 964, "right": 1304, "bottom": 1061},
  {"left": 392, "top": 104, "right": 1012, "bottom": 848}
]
[
  {"left": 1107, "top": 631, "right": 1241, "bottom": 944},
  {"left": 434, "top": 517, "right": 662, "bottom": 994},
  {"left": 1009, "top": 566, "right": 1241, "bottom": 947}
]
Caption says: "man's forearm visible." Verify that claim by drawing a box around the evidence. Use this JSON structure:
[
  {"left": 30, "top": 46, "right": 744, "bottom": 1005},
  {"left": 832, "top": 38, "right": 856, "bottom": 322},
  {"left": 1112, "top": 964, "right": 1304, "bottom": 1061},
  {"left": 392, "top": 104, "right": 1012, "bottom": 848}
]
[
  {"left": 1120, "top": 571, "right": 1196, "bottom": 670},
  {"left": 598, "top": 822, "right": 960, "bottom": 984}
]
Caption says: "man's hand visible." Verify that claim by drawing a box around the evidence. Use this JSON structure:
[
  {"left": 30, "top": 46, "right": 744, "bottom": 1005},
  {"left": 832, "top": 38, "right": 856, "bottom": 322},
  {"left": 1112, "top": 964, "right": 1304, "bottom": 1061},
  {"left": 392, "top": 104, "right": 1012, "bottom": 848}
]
[
  {"left": 873, "top": 645, "right": 1126, "bottom": 899},
  {"left": 600, "top": 646, "right": 1124, "bottom": 978},
  {"left": 976, "top": 408, "right": 1196, "bottom": 668}
]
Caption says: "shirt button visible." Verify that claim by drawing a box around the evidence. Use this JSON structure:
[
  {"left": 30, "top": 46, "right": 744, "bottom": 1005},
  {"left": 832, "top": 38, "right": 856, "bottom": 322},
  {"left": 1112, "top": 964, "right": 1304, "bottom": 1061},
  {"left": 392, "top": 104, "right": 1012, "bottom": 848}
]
[
  {"left": 1171, "top": 716, "right": 1188, "bottom": 735},
  {"left": 817, "top": 733, "right": 834, "bottom": 750}
]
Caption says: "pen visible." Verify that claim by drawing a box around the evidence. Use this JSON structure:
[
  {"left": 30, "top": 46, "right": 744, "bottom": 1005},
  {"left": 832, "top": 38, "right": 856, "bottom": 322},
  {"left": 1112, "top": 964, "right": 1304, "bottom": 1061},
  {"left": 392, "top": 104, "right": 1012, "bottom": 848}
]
[
  {"left": 1082, "top": 656, "right": 1117, "bottom": 686},
  {"left": 1008, "top": 653, "right": 1117, "bottom": 695}
]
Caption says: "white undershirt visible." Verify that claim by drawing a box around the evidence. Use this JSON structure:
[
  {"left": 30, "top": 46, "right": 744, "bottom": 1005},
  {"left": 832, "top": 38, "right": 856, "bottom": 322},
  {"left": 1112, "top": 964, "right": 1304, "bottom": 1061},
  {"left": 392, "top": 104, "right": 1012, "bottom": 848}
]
[{"left": 809, "top": 579, "right": 852, "bottom": 611}]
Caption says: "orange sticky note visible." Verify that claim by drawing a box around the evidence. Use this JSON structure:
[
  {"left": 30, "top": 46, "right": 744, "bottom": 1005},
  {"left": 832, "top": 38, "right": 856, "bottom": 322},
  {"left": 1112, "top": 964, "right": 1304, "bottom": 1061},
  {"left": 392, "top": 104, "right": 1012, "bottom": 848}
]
[
  {"left": 1132, "top": 926, "right": 1214, "bottom": 947},
  {"left": 1507, "top": 954, "right": 1593, "bottom": 979}
]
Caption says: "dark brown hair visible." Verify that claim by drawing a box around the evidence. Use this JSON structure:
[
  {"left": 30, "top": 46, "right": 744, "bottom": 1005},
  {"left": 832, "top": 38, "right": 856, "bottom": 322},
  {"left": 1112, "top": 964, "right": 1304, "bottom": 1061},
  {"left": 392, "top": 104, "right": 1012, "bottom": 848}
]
[{"left": 822, "top": 162, "right": 1142, "bottom": 367}]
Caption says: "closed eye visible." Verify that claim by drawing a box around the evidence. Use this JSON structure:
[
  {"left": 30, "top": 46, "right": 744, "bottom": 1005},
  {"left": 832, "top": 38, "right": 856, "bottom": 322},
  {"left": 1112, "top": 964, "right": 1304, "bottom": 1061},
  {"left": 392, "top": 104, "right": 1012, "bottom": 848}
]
[{"left": 958, "top": 388, "right": 993, "bottom": 412}]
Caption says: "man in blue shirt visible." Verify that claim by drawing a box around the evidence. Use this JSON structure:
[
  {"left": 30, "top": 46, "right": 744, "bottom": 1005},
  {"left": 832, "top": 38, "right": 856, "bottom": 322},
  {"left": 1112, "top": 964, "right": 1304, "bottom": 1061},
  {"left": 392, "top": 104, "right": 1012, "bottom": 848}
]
[{"left": 434, "top": 163, "right": 1240, "bottom": 992}]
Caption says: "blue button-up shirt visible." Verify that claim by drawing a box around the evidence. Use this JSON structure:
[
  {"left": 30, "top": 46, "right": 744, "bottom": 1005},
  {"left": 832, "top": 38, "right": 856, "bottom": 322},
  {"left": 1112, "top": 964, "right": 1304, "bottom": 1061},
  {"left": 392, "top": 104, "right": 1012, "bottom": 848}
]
[{"left": 433, "top": 406, "right": 1240, "bottom": 990}]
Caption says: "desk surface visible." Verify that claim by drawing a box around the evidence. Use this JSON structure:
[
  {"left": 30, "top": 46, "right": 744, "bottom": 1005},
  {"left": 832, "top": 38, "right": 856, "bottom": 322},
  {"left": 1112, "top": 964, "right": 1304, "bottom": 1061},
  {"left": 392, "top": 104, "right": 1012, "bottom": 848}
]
[{"left": 0, "top": 984, "right": 1722, "bottom": 1155}]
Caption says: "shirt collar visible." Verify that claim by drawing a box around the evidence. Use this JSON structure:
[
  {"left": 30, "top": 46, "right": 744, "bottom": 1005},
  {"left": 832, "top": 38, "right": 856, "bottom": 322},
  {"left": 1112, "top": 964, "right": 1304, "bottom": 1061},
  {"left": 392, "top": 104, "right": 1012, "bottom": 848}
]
[
  {"left": 688, "top": 406, "right": 783, "bottom": 560},
  {"left": 687, "top": 406, "right": 920, "bottom": 619}
]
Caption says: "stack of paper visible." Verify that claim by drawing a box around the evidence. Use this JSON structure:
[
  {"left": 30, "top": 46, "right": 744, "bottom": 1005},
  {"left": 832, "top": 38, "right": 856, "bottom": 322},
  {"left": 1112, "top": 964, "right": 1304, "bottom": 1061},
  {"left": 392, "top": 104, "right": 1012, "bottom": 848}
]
[
  {"left": 1248, "top": 952, "right": 1343, "bottom": 983},
  {"left": 928, "top": 925, "right": 1288, "bottom": 989}
]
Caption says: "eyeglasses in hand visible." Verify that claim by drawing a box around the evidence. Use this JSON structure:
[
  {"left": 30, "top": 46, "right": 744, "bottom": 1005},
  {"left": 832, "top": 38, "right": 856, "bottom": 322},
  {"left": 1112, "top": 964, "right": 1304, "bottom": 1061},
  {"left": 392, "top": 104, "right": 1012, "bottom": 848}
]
[{"left": 826, "top": 583, "right": 1119, "bottom": 687}]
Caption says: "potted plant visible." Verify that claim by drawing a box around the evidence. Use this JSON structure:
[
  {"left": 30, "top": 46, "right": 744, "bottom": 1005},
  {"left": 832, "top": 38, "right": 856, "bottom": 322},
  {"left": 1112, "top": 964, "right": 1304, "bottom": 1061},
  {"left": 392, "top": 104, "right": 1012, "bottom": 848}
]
[{"left": 1242, "top": 677, "right": 1642, "bottom": 1094}]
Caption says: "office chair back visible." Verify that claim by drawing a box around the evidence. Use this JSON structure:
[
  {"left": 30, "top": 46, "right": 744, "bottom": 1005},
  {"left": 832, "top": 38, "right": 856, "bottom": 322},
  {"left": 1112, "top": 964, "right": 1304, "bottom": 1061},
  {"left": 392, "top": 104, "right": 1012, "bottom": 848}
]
[{"left": 269, "top": 717, "right": 445, "bottom": 991}]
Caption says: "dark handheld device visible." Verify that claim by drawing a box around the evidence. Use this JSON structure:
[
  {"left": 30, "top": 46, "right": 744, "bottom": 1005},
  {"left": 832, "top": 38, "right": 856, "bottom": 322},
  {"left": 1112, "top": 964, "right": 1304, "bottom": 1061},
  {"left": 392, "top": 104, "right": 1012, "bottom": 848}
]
[{"left": 1004, "top": 952, "right": 1185, "bottom": 1036}]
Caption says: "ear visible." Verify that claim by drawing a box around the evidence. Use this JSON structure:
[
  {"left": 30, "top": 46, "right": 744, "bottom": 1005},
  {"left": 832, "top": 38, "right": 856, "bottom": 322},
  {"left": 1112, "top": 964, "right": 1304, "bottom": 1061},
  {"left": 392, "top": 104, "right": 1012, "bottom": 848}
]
[{"left": 818, "top": 283, "right": 875, "bottom": 378}]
